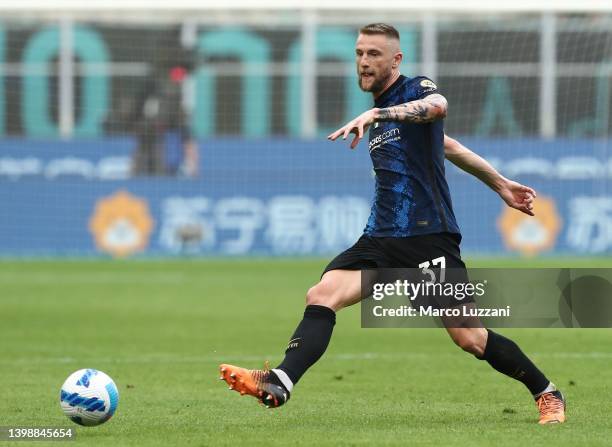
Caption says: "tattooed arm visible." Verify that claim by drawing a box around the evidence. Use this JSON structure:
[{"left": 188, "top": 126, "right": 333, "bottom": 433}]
[
  {"left": 374, "top": 93, "right": 447, "bottom": 124},
  {"left": 328, "top": 94, "right": 447, "bottom": 149}
]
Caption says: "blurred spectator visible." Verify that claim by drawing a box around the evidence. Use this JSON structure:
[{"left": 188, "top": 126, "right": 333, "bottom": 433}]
[{"left": 131, "top": 66, "right": 199, "bottom": 177}]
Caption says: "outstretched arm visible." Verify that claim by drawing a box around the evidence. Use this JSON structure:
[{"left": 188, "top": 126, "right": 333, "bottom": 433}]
[
  {"left": 328, "top": 94, "right": 448, "bottom": 149},
  {"left": 375, "top": 93, "right": 447, "bottom": 124},
  {"left": 444, "top": 135, "right": 536, "bottom": 216}
]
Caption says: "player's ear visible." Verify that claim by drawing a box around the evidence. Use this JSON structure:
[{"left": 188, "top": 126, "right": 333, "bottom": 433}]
[{"left": 392, "top": 51, "right": 403, "bottom": 69}]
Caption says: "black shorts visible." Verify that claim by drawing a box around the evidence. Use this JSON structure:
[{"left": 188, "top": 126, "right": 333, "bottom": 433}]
[
  {"left": 323, "top": 232, "right": 472, "bottom": 310},
  {"left": 323, "top": 232, "right": 465, "bottom": 274}
]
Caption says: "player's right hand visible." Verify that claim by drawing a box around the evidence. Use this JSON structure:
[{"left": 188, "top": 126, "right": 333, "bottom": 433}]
[
  {"left": 327, "top": 109, "right": 378, "bottom": 149},
  {"left": 498, "top": 179, "right": 537, "bottom": 216}
]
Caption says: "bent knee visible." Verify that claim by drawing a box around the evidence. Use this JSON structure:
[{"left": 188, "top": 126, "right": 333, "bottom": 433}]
[
  {"left": 305, "top": 281, "right": 344, "bottom": 310},
  {"left": 452, "top": 330, "right": 487, "bottom": 357},
  {"left": 306, "top": 282, "right": 333, "bottom": 306}
]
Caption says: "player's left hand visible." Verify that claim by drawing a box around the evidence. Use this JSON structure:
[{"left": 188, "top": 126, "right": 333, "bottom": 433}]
[
  {"left": 327, "top": 109, "right": 377, "bottom": 149},
  {"left": 498, "top": 179, "right": 537, "bottom": 216}
]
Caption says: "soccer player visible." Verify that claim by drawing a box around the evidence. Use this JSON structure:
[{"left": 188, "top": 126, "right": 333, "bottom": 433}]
[{"left": 219, "top": 23, "right": 566, "bottom": 425}]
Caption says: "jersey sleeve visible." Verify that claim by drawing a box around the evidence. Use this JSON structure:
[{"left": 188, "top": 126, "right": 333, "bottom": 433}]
[{"left": 409, "top": 76, "right": 440, "bottom": 100}]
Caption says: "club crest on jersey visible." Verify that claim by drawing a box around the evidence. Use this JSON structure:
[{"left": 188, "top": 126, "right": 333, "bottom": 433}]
[{"left": 420, "top": 79, "right": 437, "bottom": 89}]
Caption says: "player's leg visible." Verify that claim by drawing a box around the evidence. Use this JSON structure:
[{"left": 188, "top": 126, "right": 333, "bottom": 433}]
[
  {"left": 446, "top": 323, "right": 551, "bottom": 392},
  {"left": 272, "top": 269, "right": 363, "bottom": 385},
  {"left": 445, "top": 314, "right": 565, "bottom": 424},
  {"left": 219, "top": 269, "right": 365, "bottom": 408},
  {"left": 386, "top": 233, "right": 565, "bottom": 424}
]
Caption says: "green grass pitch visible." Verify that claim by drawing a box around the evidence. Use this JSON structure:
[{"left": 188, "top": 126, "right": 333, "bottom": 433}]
[{"left": 1, "top": 258, "right": 611, "bottom": 446}]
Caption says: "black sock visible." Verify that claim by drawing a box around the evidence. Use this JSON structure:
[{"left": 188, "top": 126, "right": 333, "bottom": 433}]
[
  {"left": 480, "top": 329, "right": 549, "bottom": 395},
  {"left": 276, "top": 304, "right": 336, "bottom": 385}
]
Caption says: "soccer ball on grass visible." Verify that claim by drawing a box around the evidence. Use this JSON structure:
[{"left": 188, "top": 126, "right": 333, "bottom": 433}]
[{"left": 59, "top": 369, "right": 119, "bottom": 426}]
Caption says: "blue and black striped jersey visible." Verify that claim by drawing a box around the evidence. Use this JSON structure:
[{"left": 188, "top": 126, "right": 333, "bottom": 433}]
[{"left": 363, "top": 75, "right": 460, "bottom": 237}]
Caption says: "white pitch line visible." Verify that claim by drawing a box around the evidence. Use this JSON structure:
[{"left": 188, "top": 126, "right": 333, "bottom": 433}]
[
  {"left": 1, "top": 351, "right": 611, "bottom": 366},
  {"left": 0, "top": 272, "right": 187, "bottom": 284}
]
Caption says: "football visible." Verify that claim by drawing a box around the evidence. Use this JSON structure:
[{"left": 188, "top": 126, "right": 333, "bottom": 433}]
[{"left": 59, "top": 369, "right": 119, "bottom": 426}]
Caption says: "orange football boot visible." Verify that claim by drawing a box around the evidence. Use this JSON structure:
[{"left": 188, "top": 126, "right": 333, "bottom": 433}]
[
  {"left": 219, "top": 362, "right": 289, "bottom": 408},
  {"left": 536, "top": 390, "right": 566, "bottom": 424}
]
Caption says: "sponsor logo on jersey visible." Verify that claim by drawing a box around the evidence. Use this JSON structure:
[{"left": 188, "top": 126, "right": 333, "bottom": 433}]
[{"left": 369, "top": 127, "right": 401, "bottom": 152}]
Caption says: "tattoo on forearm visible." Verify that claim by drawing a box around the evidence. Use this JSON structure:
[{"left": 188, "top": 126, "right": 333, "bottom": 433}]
[{"left": 376, "top": 94, "right": 447, "bottom": 124}]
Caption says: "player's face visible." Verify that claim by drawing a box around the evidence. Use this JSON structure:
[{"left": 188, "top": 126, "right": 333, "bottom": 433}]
[{"left": 355, "top": 33, "right": 400, "bottom": 95}]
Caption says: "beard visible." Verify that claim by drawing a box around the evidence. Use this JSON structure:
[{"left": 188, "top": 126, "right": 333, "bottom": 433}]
[{"left": 358, "top": 67, "right": 392, "bottom": 95}]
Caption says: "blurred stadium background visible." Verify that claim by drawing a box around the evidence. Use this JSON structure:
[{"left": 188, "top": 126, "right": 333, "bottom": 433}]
[
  {"left": 2, "top": 3, "right": 612, "bottom": 444},
  {"left": 0, "top": 0, "right": 611, "bottom": 259}
]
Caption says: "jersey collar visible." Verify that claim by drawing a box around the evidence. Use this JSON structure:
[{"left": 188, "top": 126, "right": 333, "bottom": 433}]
[{"left": 374, "top": 74, "right": 406, "bottom": 107}]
